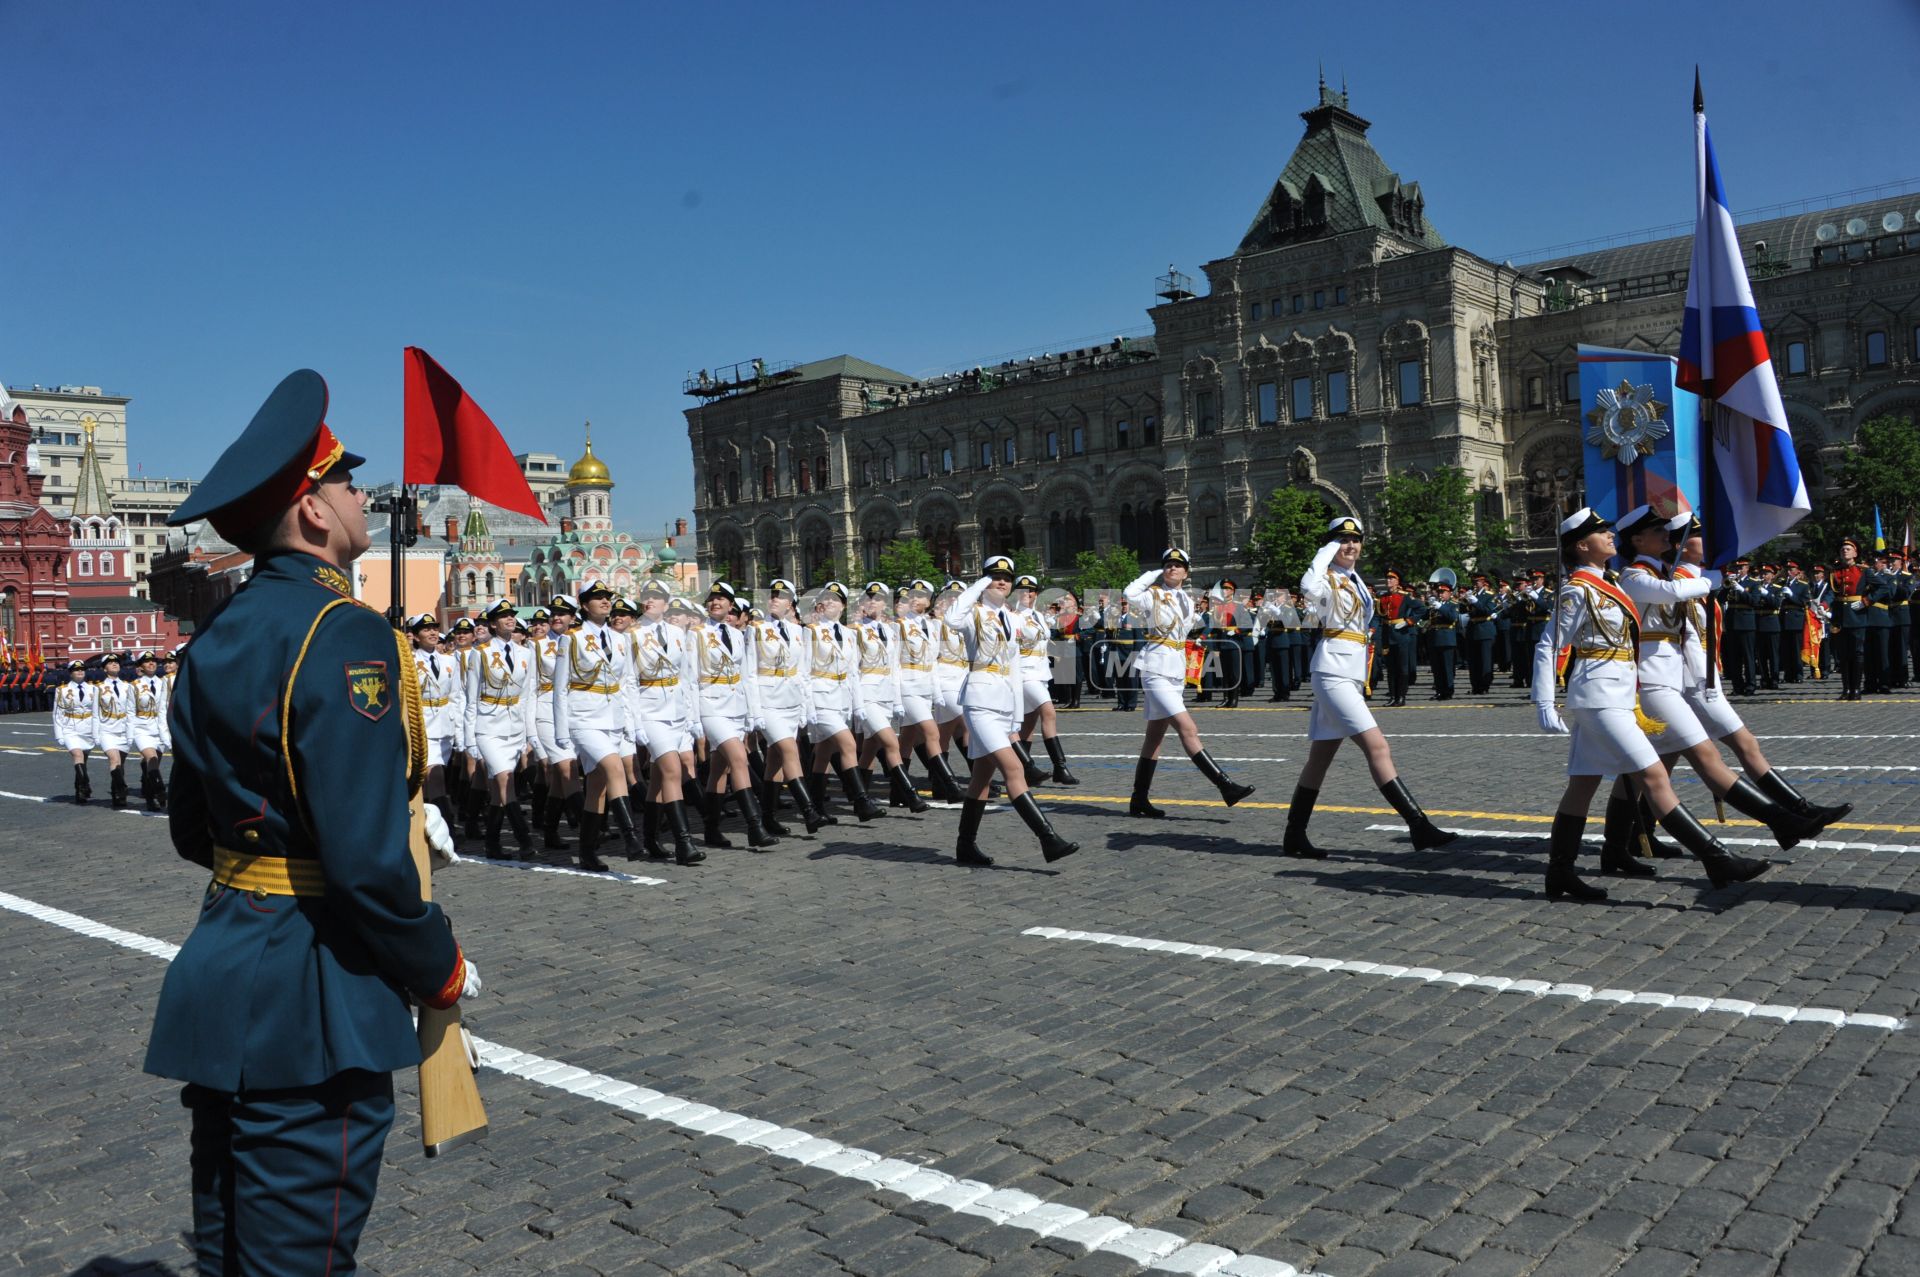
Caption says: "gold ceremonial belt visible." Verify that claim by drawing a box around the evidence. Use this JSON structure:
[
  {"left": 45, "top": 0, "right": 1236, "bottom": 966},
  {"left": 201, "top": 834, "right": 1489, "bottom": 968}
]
[
  {"left": 970, "top": 663, "right": 1010, "bottom": 675},
  {"left": 1638, "top": 632, "right": 1684, "bottom": 644},
  {"left": 136, "top": 711, "right": 160, "bottom": 718},
  {"left": 701, "top": 674, "right": 741, "bottom": 685},
  {"left": 1574, "top": 646, "right": 1635, "bottom": 661},
  {"left": 1431, "top": 622, "right": 1457, "bottom": 629},
  {"left": 422, "top": 697, "right": 451, "bottom": 707},
  {"left": 539, "top": 681, "right": 554, "bottom": 693},
  {"left": 813, "top": 672, "right": 848, "bottom": 681},
  {"left": 901, "top": 663, "right": 933, "bottom": 671},
  {"left": 570, "top": 681, "right": 623, "bottom": 694},
  {"left": 1325, "top": 629, "right": 1370, "bottom": 644},
  {"left": 938, "top": 657, "right": 967, "bottom": 667},
  {"left": 214, "top": 847, "right": 326, "bottom": 898},
  {"left": 481, "top": 694, "right": 520, "bottom": 706},
  {"left": 1874, "top": 603, "right": 1890, "bottom": 610},
  {"left": 63, "top": 712, "right": 93, "bottom": 720},
  {"left": 1843, "top": 595, "right": 1864, "bottom": 603},
  {"left": 101, "top": 711, "right": 126, "bottom": 720},
  {"left": 759, "top": 666, "right": 797, "bottom": 677},
  {"left": 1149, "top": 637, "right": 1185, "bottom": 649}
]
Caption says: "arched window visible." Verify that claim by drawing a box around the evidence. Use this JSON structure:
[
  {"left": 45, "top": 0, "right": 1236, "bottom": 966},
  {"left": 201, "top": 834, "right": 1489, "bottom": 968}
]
[
  {"left": 77, "top": 552, "right": 92, "bottom": 577},
  {"left": 466, "top": 571, "right": 478, "bottom": 599},
  {"left": 814, "top": 454, "right": 829, "bottom": 489},
  {"left": 726, "top": 471, "right": 740, "bottom": 504},
  {"left": 797, "top": 461, "right": 812, "bottom": 494},
  {"left": 484, "top": 571, "right": 495, "bottom": 597},
  {"left": 101, "top": 618, "right": 114, "bottom": 635},
  {"left": 762, "top": 465, "right": 776, "bottom": 499},
  {"left": 75, "top": 619, "right": 88, "bottom": 636},
  {"left": 99, "top": 553, "right": 113, "bottom": 575}
]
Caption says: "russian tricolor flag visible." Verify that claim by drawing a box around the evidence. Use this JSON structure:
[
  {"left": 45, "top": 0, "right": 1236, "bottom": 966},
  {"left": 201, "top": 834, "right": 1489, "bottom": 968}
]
[{"left": 1676, "top": 72, "right": 1810, "bottom": 568}]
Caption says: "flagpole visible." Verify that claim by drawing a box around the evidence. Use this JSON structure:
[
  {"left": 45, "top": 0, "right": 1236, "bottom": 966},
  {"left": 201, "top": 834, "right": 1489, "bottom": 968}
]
[{"left": 1694, "top": 68, "right": 1721, "bottom": 693}]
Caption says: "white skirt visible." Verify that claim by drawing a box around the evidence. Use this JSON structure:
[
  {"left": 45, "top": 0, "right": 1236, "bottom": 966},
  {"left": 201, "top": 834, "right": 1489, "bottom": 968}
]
[
  {"left": 96, "top": 720, "right": 133, "bottom": 752},
  {"left": 1142, "top": 673, "right": 1187, "bottom": 722},
  {"left": 571, "top": 726, "right": 627, "bottom": 770},
  {"left": 700, "top": 709, "right": 746, "bottom": 749},
  {"left": 933, "top": 674, "right": 967, "bottom": 724},
  {"left": 639, "top": 717, "right": 695, "bottom": 759},
  {"left": 1566, "top": 705, "right": 1660, "bottom": 777},
  {"left": 130, "top": 721, "right": 168, "bottom": 752},
  {"left": 423, "top": 733, "right": 456, "bottom": 768},
  {"left": 1021, "top": 679, "right": 1052, "bottom": 715},
  {"left": 964, "top": 704, "right": 1020, "bottom": 760},
  {"left": 855, "top": 702, "right": 897, "bottom": 737},
  {"left": 55, "top": 725, "right": 95, "bottom": 753},
  {"left": 1641, "top": 686, "right": 1710, "bottom": 754},
  {"left": 757, "top": 702, "right": 805, "bottom": 744},
  {"left": 533, "top": 711, "right": 564, "bottom": 765},
  {"left": 899, "top": 693, "right": 935, "bottom": 724},
  {"left": 474, "top": 732, "right": 526, "bottom": 777},
  {"left": 807, "top": 709, "right": 851, "bottom": 743},
  {"left": 1308, "top": 673, "right": 1377, "bottom": 741},
  {"left": 1682, "top": 685, "right": 1745, "bottom": 740}
]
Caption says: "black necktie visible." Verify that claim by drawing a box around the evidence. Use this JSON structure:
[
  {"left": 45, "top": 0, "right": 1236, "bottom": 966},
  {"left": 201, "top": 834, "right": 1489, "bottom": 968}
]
[
  {"left": 834, "top": 623, "right": 844, "bottom": 642},
  {"left": 777, "top": 621, "right": 788, "bottom": 641},
  {"left": 721, "top": 626, "right": 733, "bottom": 654},
  {"left": 1000, "top": 610, "right": 1011, "bottom": 639},
  {"left": 504, "top": 645, "right": 514, "bottom": 673},
  {"left": 429, "top": 655, "right": 438, "bottom": 679}
]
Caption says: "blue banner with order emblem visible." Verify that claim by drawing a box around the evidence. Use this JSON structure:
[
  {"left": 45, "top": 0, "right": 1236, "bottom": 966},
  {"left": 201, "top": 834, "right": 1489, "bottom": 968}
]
[{"left": 1578, "top": 344, "right": 1702, "bottom": 522}]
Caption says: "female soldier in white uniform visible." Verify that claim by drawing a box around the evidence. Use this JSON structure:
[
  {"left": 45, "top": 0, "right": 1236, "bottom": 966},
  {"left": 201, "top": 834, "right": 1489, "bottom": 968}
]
[
  {"left": 130, "top": 650, "right": 172, "bottom": 810},
  {"left": 1531, "top": 508, "right": 1769, "bottom": 900},
  {"left": 93, "top": 653, "right": 136, "bottom": 809},
  {"left": 608, "top": 595, "right": 643, "bottom": 791},
  {"left": 803, "top": 582, "right": 886, "bottom": 822},
  {"left": 853, "top": 583, "right": 930, "bottom": 813},
  {"left": 622, "top": 583, "right": 705, "bottom": 865},
  {"left": 931, "top": 581, "right": 973, "bottom": 769},
  {"left": 407, "top": 615, "right": 465, "bottom": 836},
  {"left": 1011, "top": 575, "right": 1079, "bottom": 787},
  {"left": 898, "top": 580, "right": 966, "bottom": 804},
  {"left": 692, "top": 582, "right": 780, "bottom": 849},
  {"left": 1121, "top": 548, "right": 1255, "bottom": 818},
  {"left": 550, "top": 581, "right": 632, "bottom": 870},
  {"left": 464, "top": 599, "right": 541, "bottom": 858},
  {"left": 53, "top": 659, "right": 97, "bottom": 804},
  {"left": 533, "top": 597, "right": 580, "bottom": 851},
  {"left": 946, "top": 555, "right": 1079, "bottom": 866},
  {"left": 750, "top": 579, "right": 827, "bottom": 833},
  {"left": 1281, "top": 518, "right": 1457, "bottom": 859}
]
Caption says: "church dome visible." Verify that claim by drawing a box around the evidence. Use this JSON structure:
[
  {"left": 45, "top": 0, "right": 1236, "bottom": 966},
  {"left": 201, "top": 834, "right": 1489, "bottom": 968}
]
[
  {"left": 567, "top": 423, "right": 614, "bottom": 488},
  {"left": 655, "top": 542, "right": 679, "bottom": 565}
]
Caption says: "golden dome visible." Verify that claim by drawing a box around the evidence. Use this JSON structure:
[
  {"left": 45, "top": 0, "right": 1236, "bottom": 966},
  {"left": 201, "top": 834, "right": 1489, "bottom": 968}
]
[{"left": 567, "top": 422, "right": 613, "bottom": 488}]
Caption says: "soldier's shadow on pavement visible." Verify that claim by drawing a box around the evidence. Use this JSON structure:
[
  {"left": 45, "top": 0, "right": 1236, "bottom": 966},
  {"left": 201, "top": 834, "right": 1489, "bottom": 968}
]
[
  {"left": 1682, "top": 876, "right": 1920, "bottom": 914},
  {"left": 1269, "top": 857, "right": 1696, "bottom": 911},
  {"left": 69, "top": 1258, "right": 184, "bottom": 1276},
  {"left": 1105, "top": 829, "right": 1278, "bottom": 857},
  {"left": 806, "top": 838, "right": 1062, "bottom": 876}
]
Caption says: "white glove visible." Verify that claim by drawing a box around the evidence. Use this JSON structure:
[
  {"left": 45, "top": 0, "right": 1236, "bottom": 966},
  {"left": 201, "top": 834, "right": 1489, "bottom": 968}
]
[
  {"left": 555, "top": 737, "right": 572, "bottom": 754},
  {"left": 1535, "top": 702, "right": 1568, "bottom": 734},
  {"left": 423, "top": 803, "right": 459, "bottom": 869},
  {"left": 1311, "top": 540, "right": 1339, "bottom": 572},
  {"left": 1702, "top": 686, "right": 1721, "bottom": 702},
  {"left": 462, "top": 1025, "right": 480, "bottom": 1069},
  {"left": 1851, "top": 600, "right": 1866, "bottom": 612},
  {"left": 461, "top": 960, "right": 483, "bottom": 1000}
]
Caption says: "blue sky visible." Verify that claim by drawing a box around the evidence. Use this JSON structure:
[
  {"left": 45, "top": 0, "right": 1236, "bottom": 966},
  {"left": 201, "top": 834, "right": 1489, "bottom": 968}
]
[{"left": 5, "top": 0, "right": 1916, "bottom": 539}]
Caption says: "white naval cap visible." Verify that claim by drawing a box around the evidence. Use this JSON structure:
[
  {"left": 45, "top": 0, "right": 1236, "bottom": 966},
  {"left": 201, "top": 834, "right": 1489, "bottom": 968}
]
[
  {"left": 1558, "top": 506, "right": 1612, "bottom": 540},
  {"left": 1325, "top": 516, "right": 1364, "bottom": 537}
]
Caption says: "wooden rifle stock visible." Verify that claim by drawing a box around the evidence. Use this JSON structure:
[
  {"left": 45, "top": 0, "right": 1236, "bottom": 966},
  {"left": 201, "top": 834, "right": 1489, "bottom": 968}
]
[{"left": 410, "top": 796, "right": 489, "bottom": 1156}]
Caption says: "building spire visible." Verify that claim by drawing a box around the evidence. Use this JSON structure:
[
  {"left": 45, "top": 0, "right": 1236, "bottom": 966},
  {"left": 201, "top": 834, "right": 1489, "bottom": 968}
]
[{"left": 69, "top": 413, "right": 114, "bottom": 520}]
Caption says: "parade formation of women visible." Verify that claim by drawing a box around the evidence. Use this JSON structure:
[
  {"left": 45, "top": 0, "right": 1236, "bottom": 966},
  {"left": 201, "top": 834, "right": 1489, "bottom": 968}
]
[{"left": 48, "top": 510, "right": 1878, "bottom": 899}]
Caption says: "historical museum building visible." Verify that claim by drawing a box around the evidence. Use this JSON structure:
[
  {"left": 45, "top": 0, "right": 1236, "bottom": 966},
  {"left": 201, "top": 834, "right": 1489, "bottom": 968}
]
[{"left": 685, "top": 83, "right": 1920, "bottom": 584}]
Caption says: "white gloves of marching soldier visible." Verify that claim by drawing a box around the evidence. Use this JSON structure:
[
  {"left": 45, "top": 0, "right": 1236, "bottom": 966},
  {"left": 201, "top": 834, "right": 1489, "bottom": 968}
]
[
  {"left": 461, "top": 961, "right": 483, "bottom": 1000},
  {"left": 424, "top": 802, "right": 459, "bottom": 869},
  {"left": 1535, "top": 702, "right": 1568, "bottom": 734},
  {"left": 1310, "top": 540, "right": 1340, "bottom": 575}
]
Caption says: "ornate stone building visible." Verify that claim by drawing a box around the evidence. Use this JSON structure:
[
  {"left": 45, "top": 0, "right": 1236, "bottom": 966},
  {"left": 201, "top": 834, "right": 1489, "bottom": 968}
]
[{"left": 686, "top": 84, "right": 1920, "bottom": 582}]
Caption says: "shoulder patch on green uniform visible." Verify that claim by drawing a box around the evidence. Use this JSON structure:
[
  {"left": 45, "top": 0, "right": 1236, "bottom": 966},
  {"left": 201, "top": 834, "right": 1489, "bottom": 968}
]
[{"left": 346, "top": 661, "right": 390, "bottom": 720}]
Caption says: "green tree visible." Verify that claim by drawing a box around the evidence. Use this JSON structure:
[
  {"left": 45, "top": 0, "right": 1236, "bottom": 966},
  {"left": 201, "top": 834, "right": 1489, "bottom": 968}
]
[
  {"left": 873, "top": 538, "right": 938, "bottom": 586},
  {"left": 1368, "top": 466, "right": 1480, "bottom": 579},
  {"left": 1010, "top": 546, "right": 1045, "bottom": 583},
  {"left": 807, "top": 555, "right": 849, "bottom": 589},
  {"left": 1247, "top": 485, "right": 1332, "bottom": 585},
  {"left": 1070, "top": 545, "right": 1145, "bottom": 602},
  {"left": 1797, "top": 413, "right": 1920, "bottom": 558},
  {"left": 1474, "top": 510, "right": 1515, "bottom": 575}
]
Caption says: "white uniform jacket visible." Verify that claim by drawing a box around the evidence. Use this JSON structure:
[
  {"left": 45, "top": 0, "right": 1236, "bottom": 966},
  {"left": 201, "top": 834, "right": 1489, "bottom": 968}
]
[
  {"left": 1532, "top": 567, "right": 1643, "bottom": 712},
  {"left": 53, "top": 680, "right": 98, "bottom": 746},
  {"left": 854, "top": 620, "right": 902, "bottom": 709},
  {"left": 464, "top": 636, "right": 539, "bottom": 746},
  {"left": 1121, "top": 570, "right": 1198, "bottom": 680},
  {"left": 131, "top": 673, "right": 172, "bottom": 750},
  {"left": 1619, "top": 556, "right": 1718, "bottom": 691},
  {"left": 1299, "top": 543, "right": 1374, "bottom": 681},
  {"left": 692, "top": 620, "right": 754, "bottom": 724},
  {"left": 1013, "top": 607, "right": 1051, "bottom": 684},
  {"left": 897, "top": 614, "right": 938, "bottom": 701},
  {"left": 414, "top": 649, "right": 466, "bottom": 743},
  {"left": 948, "top": 577, "right": 1023, "bottom": 713},
  {"left": 626, "top": 620, "right": 699, "bottom": 736},
  {"left": 553, "top": 619, "right": 631, "bottom": 744},
  {"left": 95, "top": 677, "right": 134, "bottom": 748},
  {"left": 748, "top": 616, "right": 812, "bottom": 728},
  {"left": 806, "top": 619, "right": 865, "bottom": 721}
]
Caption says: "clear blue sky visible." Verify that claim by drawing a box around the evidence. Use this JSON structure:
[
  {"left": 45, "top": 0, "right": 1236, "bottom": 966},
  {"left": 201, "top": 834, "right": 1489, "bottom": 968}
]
[{"left": 6, "top": 0, "right": 1916, "bottom": 539}]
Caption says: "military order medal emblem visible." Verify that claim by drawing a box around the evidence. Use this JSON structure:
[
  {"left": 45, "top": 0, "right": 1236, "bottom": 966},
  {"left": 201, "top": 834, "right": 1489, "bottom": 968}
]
[
  {"left": 346, "top": 661, "right": 391, "bottom": 720},
  {"left": 1585, "top": 379, "right": 1671, "bottom": 465}
]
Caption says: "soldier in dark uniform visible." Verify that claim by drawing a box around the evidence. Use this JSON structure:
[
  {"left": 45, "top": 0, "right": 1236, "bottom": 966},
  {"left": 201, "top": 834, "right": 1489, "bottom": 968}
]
[
  {"left": 1374, "top": 570, "right": 1420, "bottom": 707},
  {"left": 1426, "top": 580, "right": 1461, "bottom": 699},
  {"left": 1809, "top": 563, "right": 1834, "bottom": 680},
  {"left": 1865, "top": 548, "right": 1895, "bottom": 693},
  {"left": 1462, "top": 573, "right": 1498, "bottom": 694},
  {"left": 1753, "top": 564, "right": 1782, "bottom": 690},
  {"left": 1889, "top": 548, "right": 1911, "bottom": 689},
  {"left": 1780, "top": 561, "right": 1809, "bottom": 683},
  {"left": 1830, "top": 537, "right": 1870, "bottom": 700},
  {"left": 144, "top": 371, "right": 477, "bottom": 1273},
  {"left": 1720, "top": 558, "right": 1757, "bottom": 695}
]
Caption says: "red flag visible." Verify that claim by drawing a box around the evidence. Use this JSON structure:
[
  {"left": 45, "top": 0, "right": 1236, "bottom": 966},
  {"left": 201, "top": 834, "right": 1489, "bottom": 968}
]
[{"left": 402, "top": 347, "right": 547, "bottom": 522}]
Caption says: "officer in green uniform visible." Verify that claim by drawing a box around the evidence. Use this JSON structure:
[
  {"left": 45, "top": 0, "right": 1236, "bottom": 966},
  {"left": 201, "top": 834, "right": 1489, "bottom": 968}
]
[
  {"left": 145, "top": 371, "right": 477, "bottom": 1274},
  {"left": 1462, "top": 572, "right": 1497, "bottom": 694},
  {"left": 1865, "top": 548, "right": 1895, "bottom": 693},
  {"left": 1425, "top": 580, "right": 1461, "bottom": 699},
  {"left": 1780, "top": 561, "right": 1809, "bottom": 684},
  {"left": 1721, "top": 558, "right": 1757, "bottom": 695},
  {"left": 1889, "top": 549, "right": 1911, "bottom": 689},
  {"left": 1753, "top": 564, "right": 1783, "bottom": 690}
]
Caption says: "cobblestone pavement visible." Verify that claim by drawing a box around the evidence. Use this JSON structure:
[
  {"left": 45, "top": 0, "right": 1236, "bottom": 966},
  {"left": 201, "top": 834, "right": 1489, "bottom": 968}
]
[{"left": 4, "top": 678, "right": 1920, "bottom": 1277}]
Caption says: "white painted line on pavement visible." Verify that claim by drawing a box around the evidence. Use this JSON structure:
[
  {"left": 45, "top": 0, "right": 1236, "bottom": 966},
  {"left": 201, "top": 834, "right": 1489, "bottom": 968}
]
[
  {"left": 0, "top": 890, "right": 1324, "bottom": 1277},
  {"left": 1064, "top": 731, "right": 1920, "bottom": 742},
  {"left": 1776, "top": 765, "right": 1920, "bottom": 771},
  {"left": 1362, "top": 824, "right": 1920, "bottom": 855},
  {"left": 4, "top": 749, "right": 38, "bottom": 756},
  {"left": 1022, "top": 927, "right": 1905, "bottom": 1031},
  {"left": 1075, "top": 754, "right": 1286, "bottom": 764},
  {"left": 455, "top": 857, "right": 666, "bottom": 886}
]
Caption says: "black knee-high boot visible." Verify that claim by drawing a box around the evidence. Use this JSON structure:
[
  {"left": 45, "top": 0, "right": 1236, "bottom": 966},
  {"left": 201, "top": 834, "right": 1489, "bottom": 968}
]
[
  {"left": 1753, "top": 768, "right": 1853, "bottom": 829},
  {"left": 805, "top": 771, "right": 839, "bottom": 824},
  {"left": 702, "top": 788, "right": 735, "bottom": 848},
  {"left": 503, "top": 800, "right": 532, "bottom": 853},
  {"left": 1658, "top": 803, "right": 1771, "bottom": 887},
  {"left": 642, "top": 799, "right": 671, "bottom": 859},
  {"left": 73, "top": 762, "right": 91, "bottom": 804},
  {"left": 887, "top": 763, "right": 932, "bottom": 813},
  {"left": 462, "top": 785, "right": 484, "bottom": 840},
  {"left": 1189, "top": 750, "right": 1254, "bottom": 806},
  {"left": 1282, "top": 784, "right": 1323, "bottom": 858},
  {"left": 1129, "top": 757, "right": 1164, "bottom": 819},
  {"left": 109, "top": 764, "right": 128, "bottom": 810},
  {"left": 543, "top": 795, "right": 572, "bottom": 850},
  {"left": 1636, "top": 795, "right": 1683, "bottom": 858},
  {"left": 667, "top": 800, "right": 706, "bottom": 865},
  {"left": 833, "top": 762, "right": 885, "bottom": 821},
  {"left": 576, "top": 810, "right": 610, "bottom": 873},
  {"left": 955, "top": 798, "right": 992, "bottom": 866},
  {"left": 786, "top": 778, "right": 827, "bottom": 833},
  {"left": 758, "top": 775, "right": 792, "bottom": 836},
  {"left": 607, "top": 795, "right": 643, "bottom": 858},
  {"left": 1379, "top": 777, "right": 1457, "bottom": 851},
  {"left": 683, "top": 771, "right": 710, "bottom": 822},
  {"left": 153, "top": 761, "right": 167, "bottom": 809},
  {"left": 735, "top": 788, "right": 780, "bottom": 849},
  {"left": 1011, "top": 739, "right": 1051, "bottom": 786},
  {"left": 529, "top": 778, "right": 547, "bottom": 829},
  {"left": 1042, "top": 736, "right": 1079, "bottom": 787},
  {"left": 1010, "top": 792, "right": 1078, "bottom": 862},
  {"left": 1545, "top": 811, "right": 1607, "bottom": 901},
  {"left": 565, "top": 789, "right": 583, "bottom": 829},
  {"left": 1718, "top": 774, "right": 1829, "bottom": 850},
  {"left": 484, "top": 804, "right": 507, "bottom": 858},
  {"left": 915, "top": 745, "right": 965, "bottom": 804},
  {"left": 1600, "top": 792, "right": 1656, "bottom": 877},
  {"left": 140, "top": 759, "right": 159, "bottom": 811}
]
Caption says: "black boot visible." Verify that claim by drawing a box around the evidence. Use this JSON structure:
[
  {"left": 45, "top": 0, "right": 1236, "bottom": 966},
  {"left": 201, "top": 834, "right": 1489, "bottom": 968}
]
[
  {"left": 1011, "top": 739, "right": 1051, "bottom": 786},
  {"left": 1719, "top": 774, "right": 1827, "bottom": 850},
  {"left": 1658, "top": 802, "right": 1770, "bottom": 887},
  {"left": 667, "top": 800, "right": 706, "bottom": 865},
  {"left": 1129, "top": 757, "right": 1164, "bottom": 819},
  {"left": 834, "top": 762, "right": 886, "bottom": 821},
  {"left": 805, "top": 771, "right": 840, "bottom": 824},
  {"left": 576, "top": 811, "right": 611, "bottom": 873},
  {"left": 955, "top": 798, "right": 993, "bottom": 866},
  {"left": 154, "top": 764, "right": 168, "bottom": 810},
  {"left": 888, "top": 763, "right": 932, "bottom": 813},
  {"left": 565, "top": 790, "right": 583, "bottom": 829},
  {"left": 1545, "top": 811, "right": 1607, "bottom": 901},
  {"left": 529, "top": 783, "right": 547, "bottom": 830},
  {"left": 1637, "top": 796, "right": 1684, "bottom": 858},
  {"left": 462, "top": 787, "right": 483, "bottom": 840},
  {"left": 786, "top": 778, "right": 827, "bottom": 834},
  {"left": 504, "top": 801, "right": 533, "bottom": 854},
  {"left": 110, "top": 765, "right": 128, "bottom": 810},
  {"left": 917, "top": 746, "right": 966, "bottom": 804},
  {"left": 1754, "top": 768, "right": 1853, "bottom": 827},
  {"left": 73, "top": 763, "right": 90, "bottom": 804},
  {"left": 1011, "top": 792, "right": 1079, "bottom": 862},
  {"left": 1600, "top": 793, "right": 1656, "bottom": 877},
  {"left": 484, "top": 805, "right": 508, "bottom": 859},
  {"left": 608, "top": 796, "right": 643, "bottom": 858},
  {"left": 1189, "top": 750, "right": 1255, "bottom": 806},
  {"left": 702, "top": 789, "right": 735, "bottom": 848},
  {"left": 736, "top": 789, "right": 781, "bottom": 850},
  {"left": 758, "top": 776, "right": 792, "bottom": 837},
  {"left": 542, "top": 797, "right": 572, "bottom": 851},
  {"left": 1283, "top": 785, "right": 1324, "bottom": 858},
  {"left": 1379, "top": 777, "right": 1457, "bottom": 852},
  {"left": 431, "top": 795, "right": 457, "bottom": 844},
  {"left": 642, "top": 800, "right": 672, "bottom": 859},
  {"left": 141, "top": 760, "right": 159, "bottom": 811},
  {"left": 1042, "top": 736, "right": 1080, "bottom": 787}
]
